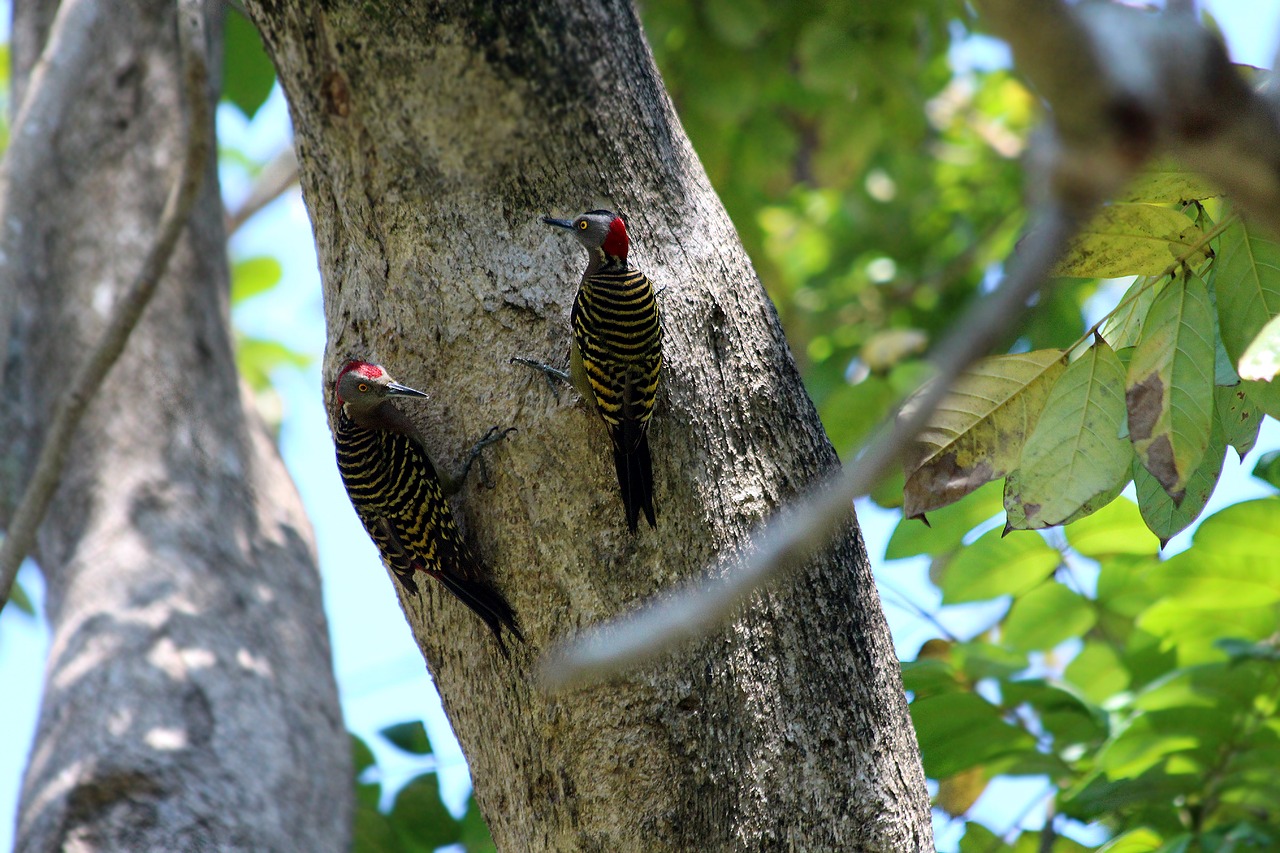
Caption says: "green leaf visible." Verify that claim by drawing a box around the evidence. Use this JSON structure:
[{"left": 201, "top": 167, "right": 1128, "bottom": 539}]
[
  {"left": 1005, "top": 340, "right": 1133, "bottom": 529},
  {"left": 702, "top": 0, "right": 772, "bottom": 47},
  {"left": 1138, "top": 599, "right": 1278, "bottom": 665},
  {"left": 8, "top": 578, "right": 35, "bottom": 616},
  {"left": 1096, "top": 713, "right": 1205, "bottom": 780},
  {"left": 954, "top": 641, "right": 1029, "bottom": 682},
  {"left": 1215, "top": 383, "right": 1262, "bottom": 459},
  {"left": 910, "top": 692, "right": 1038, "bottom": 778},
  {"left": 351, "top": 734, "right": 381, "bottom": 810},
  {"left": 903, "top": 350, "right": 1067, "bottom": 518},
  {"left": 1126, "top": 271, "right": 1216, "bottom": 502},
  {"left": 820, "top": 377, "right": 896, "bottom": 454},
  {"left": 379, "top": 721, "right": 433, "bottom": 755},
  {"left": 884, "top": 480, "right": 1003, "bottom": 559},
  {"left": 1102, "top": 276, "right": 1164, "bottom": 351},
  {"left": 223, "top": 10, "right": 277, "bottom": 119},
  {"left": 458, "top": 796, "right": 497, "bottom": 853},
  {"left": 1055, "top": 204, "right": 1206, "bottom": 278},
  {"left": 389, "top": 773, "right": 461, "bottom": 850},
  {"left": 236, "top": 337, "right": 311, "bottom": 391},
  {"left": 353, "top": 800, "right": 401, "bottom": 853},
  {"left": 1252, "top": 449, "right": 1280, "bottom": 489},
  {"left": 231, "top": 256, "right": 284, "bottom": 304},
  {"left": 1214, "top": 217, "right": 1280, "bottom": 365},
  {"left": 938, "top": 528, "right": 1059, "bottom": 604},
  {"left": 1002, "top": 583, "right": 1097, "bottom": 652},
  {"left": 900, "top": 658, "right": 962, "bottom": 698},
  {"left": 959, "top": 823, "right": 1009, "bottom": 853},
  {"left": 1238, "top": 311, "right": 1280, "bottom": 381},
  {"left": 797, "top": 20, "right": 863, "bottom": 93},
  {"left": 1147, "top": 553, "right": 1280, "bottom": 610},
  {"left": 1119, "top": 159, "right": 1220, "bottom": 205},
  {"left": 1065, "top": 497, "right": 1161, "bottom": 558},
  {"left": 1096, "top": 552, "right": 1159, "bottom": 617},
  {"left": 1099, "top": 827, "right": 1165, "bottom": 853},
  {"left": 1065, "top": 640, "right": 1131, "bottom": 705},
  {"left": 1132, "top": 409, "right": 1226, "bottom": 545}
]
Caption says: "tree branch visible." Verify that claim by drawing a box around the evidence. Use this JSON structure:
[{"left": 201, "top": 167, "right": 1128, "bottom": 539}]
[
  {"left": 0, "top": 0, "right": 213, "bottom": 609},
  {"left": 542, "top": 0, "right": 1280, "bottom": 687},
  {"left": 0, "top": 0, "right": 101, "bottom": 409},
  {"left": 225, "top": 144, "right": 299, "bottom": 235}
]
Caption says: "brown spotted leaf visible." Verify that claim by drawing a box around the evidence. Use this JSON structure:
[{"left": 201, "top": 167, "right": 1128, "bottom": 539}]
[
  {"left": 1126, "top": 271, "right": 1215, "bottom": 503},
  {"left": 1005, "top": 341, "right": 1134, "bottom": 530},
  {"left": 1215, "top": 383, "right": 1262, "bottom": 460},
  {"left": 1134, "top": 409, "right": 1227, "bottom": 546},
  {"left": 903, "top": 350, "right": 1067, "bottom": 519},
  {"left": 1054, "top": 204, "right": 1206, "bottom": 278}
]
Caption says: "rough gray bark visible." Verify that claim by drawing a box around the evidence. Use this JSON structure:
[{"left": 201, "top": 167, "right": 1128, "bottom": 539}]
[
  {"left": 1, "top": 1, "right": 351, "bottom": 850},
  {"left": 249, "top": 1, "right": 932, "bottom": 850}
]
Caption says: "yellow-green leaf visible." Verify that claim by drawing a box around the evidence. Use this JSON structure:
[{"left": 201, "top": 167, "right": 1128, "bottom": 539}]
[
  {"left": 1118, "top": 158, "right": 1220, "bottom": 205},
  {"left": 231, "top": 256, "right": 284, "bottom": 304},
  {"left": 1054, "top": 204, "right": 1206, "bottom": 278},
  {"left": 1005, "top": 341, "right": 1133, "bottom": 530},
  {"left": 903, "top": 350, "right": 1066, "bottom": 519},
  {"left": 1238, "top": 310, "right": 1280, "bottom": 381},
  {"left": 1133, "top": 409, "right": 1226, "bottom": 546},
  {"left": 1214, "top": 217, "right": 1280, "bottom": 363},
  {"left": 1126, "top": 271, "right": 1215, "bottom": 502},
  {"left": 1098, "top": 827, "right": 1164, "bottom": 853},
  {"left": 1215, "top": 383, "right": 1261, "bottom": 459}
]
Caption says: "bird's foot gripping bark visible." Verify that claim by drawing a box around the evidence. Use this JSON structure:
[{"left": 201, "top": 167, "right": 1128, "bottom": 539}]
[
  {"left": 511, "top": 356, "right": 571, "bottom": 399},
  {"left": 454, "top": 425, "right": 517, "bottom": 492}
]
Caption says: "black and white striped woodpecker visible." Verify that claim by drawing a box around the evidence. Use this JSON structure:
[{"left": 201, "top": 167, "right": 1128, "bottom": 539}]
[
  {"left": 516, "top": 209, "right": 663, "bottom": 532},
  {"left": 333, "top": 361, "right": 522, "bottom": 655}
]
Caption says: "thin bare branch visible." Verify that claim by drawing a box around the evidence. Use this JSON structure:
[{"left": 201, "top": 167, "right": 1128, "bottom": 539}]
[
  {"left": 543, "top": 201, "right": 1085, "bottom": 687},
  {"left": 226, "top": 144, "right": 299, "bottom": 235},
  {"left": 0, "top": 0, "right": 101, "bottom": 394},
  {"left": 0, "top": 0, "right": 213, "bottom": 610}
]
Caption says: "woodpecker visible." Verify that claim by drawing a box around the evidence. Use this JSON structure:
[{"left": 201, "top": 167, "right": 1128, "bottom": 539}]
[
  {"left": 518, "top": 209, "right": 662, "bottom": 532},
  {"left": 333, "top": 360, "right": 522, "bottom": 654}
]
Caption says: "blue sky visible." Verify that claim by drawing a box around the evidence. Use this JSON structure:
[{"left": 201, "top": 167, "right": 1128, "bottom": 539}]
[{"left": 2, "top": 2, "right": 1279, "bottom": 849}]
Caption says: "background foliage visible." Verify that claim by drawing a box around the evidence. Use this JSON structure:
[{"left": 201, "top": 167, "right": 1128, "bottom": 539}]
[{"left": 5, "top": 2, "right": 1280, "bottom": 852}]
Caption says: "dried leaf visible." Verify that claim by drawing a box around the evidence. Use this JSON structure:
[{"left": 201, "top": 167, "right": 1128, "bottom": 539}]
[{"left": 902, "top": 350, "right": 1066, "bottom": 519}]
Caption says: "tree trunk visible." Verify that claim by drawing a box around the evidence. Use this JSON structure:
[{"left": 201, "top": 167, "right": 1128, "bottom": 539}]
[
  {"left": 248, "top": 1, "right": 932, "bottom": 849},
  {"left": 0, "top": 2, "right": 351, "bottom": 849}
]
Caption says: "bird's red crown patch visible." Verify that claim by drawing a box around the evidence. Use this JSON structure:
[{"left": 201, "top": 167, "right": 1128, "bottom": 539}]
[{"left": 603, "top": 216, "right": 629, "bottom": 259}]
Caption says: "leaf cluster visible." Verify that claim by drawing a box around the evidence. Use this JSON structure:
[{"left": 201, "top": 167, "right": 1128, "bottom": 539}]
[
  {"left": 896, "top": 493, "right": 1280, "bottom": 851},
  {"left": 904, "top": 188, "right": 1280, "bottom": 542},
  {"left": 352, "top": 721, "right": 495, "bottom": 853}
]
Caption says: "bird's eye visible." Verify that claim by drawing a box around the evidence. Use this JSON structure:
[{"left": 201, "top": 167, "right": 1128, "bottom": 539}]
[
  {"left": 577, "top": 220, "right": 588, "bottom": 230},
  {"left": 357, "top": 383, "right": 369, "bottom": 392}
]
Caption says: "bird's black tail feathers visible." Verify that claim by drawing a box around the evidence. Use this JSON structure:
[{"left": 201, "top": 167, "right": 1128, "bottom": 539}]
[
  {"left": 433, "top": 570, "right": 525, "bottom": 658},
  {"left": 613, "top": 431, "right": 656, "bottom": 533}
]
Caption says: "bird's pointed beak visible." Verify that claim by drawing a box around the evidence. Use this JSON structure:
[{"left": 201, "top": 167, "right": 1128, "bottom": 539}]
[
  {"left": 542, "top": 216, "right": 574, "bottom": 229},
  {"left": 385, "top": 381, "right": 428, "bottom": 399}
]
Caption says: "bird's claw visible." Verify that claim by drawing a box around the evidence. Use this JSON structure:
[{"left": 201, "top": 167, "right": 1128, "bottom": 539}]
[
  {"left": 463, "top": 425, "right": 518, "bottom": 489},
  {"left": 511, "top": 356, "right": 571, "bottom": 400}
]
